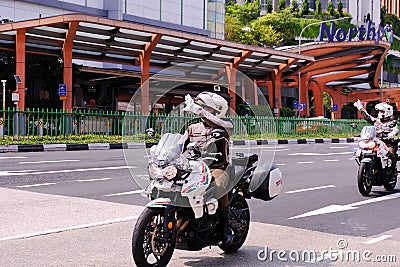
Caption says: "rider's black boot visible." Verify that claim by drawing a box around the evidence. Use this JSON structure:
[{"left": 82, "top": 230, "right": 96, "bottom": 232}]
[{"left": 218, "top": 206, "right": 233, "bottom": 246}]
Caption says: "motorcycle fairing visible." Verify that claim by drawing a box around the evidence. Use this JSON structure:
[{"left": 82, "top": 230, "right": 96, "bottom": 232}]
[
  {"left": 181, "top": 161, "right": 212, "bottom": 218},
  {"left": 146, "top": 197, "right": 171, "bottom": 208},
  {"left": 181, "top": 161, "right": 211, "bottom": 195}
]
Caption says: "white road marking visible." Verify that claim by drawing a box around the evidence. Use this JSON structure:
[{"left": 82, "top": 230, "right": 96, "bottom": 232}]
[
  {"left": 77, "top": 178, "right": 112, "bottom": 182},
  {"left": 0, "top": 156, "right": 27, "bottom": 159},
  {"left": 18, "top": 160, "right": 80, "bottom": 164},
  {"left": 230, "top": 147, "right": 290, "bottom": 152},
  {"left": 262, "top": 149, "right": 291, "bottom": 152},
  {"left": 289, "top": 192, "right": 400, "bottom": 220},
  {"left": 285, "top": 185, "right": 335, "bottom": 194},
  {"left": 276, "top": 163, "right": 286, "bottom": 166},
  {"left": 104, "top": 190, "right": 143, "bottom": 197},
  {"left": 323, "top": 159, "right": 339, "bottom": 162},
  {"left": 17, "top": 183, "right": 57, "bottom": 188},
  {"left": 363, "top": 235, "right": 393, "bottom": 244},
  {"left": 329, "top": 146, "right": 352, "bottom": 149},
  {"left": 0, "top": 166, "right": 137, "bottom": 176},
  {"left": 289, "top": 152, "right": 353, "bottom": 156},
  {"left": 0, "top": 216, "right": 139, "bottom": 242},
  {"left": 298, "top": 161, "right": 315, "bottom": 164}
]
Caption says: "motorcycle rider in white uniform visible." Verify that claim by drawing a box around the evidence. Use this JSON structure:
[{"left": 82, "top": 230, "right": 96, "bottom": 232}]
[
  {"left": 354, "top": 100, "right": 399, "bottom": 166},
  {"left": 179, "top": 92, "right": 234, "bottom": 246}
]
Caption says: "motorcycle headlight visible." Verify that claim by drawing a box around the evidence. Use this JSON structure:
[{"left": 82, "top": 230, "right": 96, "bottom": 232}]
[
  {"left": 148, "top": 164, "right": 163, "bottom": 179},
  {"left": 358, "top": 140, "right": 376, "bottom": 149},
  {"left": 358, "top": 140, "right": 366, "bottom": 148},
  {"left": 162, "top": 165, "right": 177, "bottom": 180},
  {"left": 366, "top": 141, "right": 376, "bottom": 149}
]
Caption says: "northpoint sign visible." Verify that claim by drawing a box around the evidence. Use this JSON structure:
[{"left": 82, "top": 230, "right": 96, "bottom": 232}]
[{"left": 319, "top": 21, "right": 391, "bottom": 44}]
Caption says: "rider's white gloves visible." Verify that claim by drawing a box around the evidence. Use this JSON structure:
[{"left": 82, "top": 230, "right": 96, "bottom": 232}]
[
  {"left": 183, "top": 94, "right": 202, "bottom": 114},
  {"left": 354, "top": 99, "right": 364, "bottom": 111},
  {"left": 388, "top": 133, "right": 395, "bottom": 139}
]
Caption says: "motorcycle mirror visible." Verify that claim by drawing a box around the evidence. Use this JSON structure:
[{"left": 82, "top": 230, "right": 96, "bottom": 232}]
[
  {"left": 350, "top": 123, "right": 358, "bottom": 129},
  {"left": 211, "top": 129, "right": 227, "bottom": 139},
  {"left": 145, "top": 128, "right": 155, "bottom": 138},
  {"left": 187, "top": 144, "right": 201, "bottom": 159}
]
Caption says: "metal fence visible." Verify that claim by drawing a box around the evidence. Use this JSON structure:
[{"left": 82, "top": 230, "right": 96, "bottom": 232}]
[{"left": 0, "top": 108, "right": 367, "bottom": 138}]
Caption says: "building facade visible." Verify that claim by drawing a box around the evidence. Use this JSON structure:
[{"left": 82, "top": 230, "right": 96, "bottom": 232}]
[
  {"left": 0, "top": 0, "right": 226, "bottom": 38},
  {"left": 381, "top": 0, "right": 400, "bottom": 18}
]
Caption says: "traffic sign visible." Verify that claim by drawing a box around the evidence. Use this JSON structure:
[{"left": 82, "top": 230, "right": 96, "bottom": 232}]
[
  {"left": 332, "top": 104, "right": 338, "bottom": 112},
  {"left": 58, "top": 84, "right": 67, "bottom": 97},
  {"left": 60, "top": 96, "right": 67, "bottom": 101}
]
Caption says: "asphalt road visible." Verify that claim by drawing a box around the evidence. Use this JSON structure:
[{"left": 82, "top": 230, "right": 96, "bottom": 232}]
[{"left": 1, "top": 143, "right": 400, "bottom": 266}]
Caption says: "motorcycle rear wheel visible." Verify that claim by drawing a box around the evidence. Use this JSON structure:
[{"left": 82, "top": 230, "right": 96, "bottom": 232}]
[
  {"left": 357, "top": 162, "right": 372, "bottom": 196},
  {"left": 132, "top": 207, "right": 175, "bottom": 267},
  {"left": 219, "top": 195, "right": 250, "bottom": 254},
  {"left": 384, "top": 170, "right": 397, "bottom": 191}
]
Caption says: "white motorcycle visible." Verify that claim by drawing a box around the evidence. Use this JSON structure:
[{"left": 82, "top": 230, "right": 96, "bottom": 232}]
[
  {"left": 353, "top": 125, "right": 398, "bottom": 196},
  {"left": 131, "top": 129, "right": 283, "bottom": 267}
]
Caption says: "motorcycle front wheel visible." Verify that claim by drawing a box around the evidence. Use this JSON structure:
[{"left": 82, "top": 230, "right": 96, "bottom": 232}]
[
  {"left": 219, "top": 195, "right": 250, "bottom": 254},
  {"left": 132, "top": 207, "right": 175, "bottom": 267},
  {"left": 357, "top": 162, "right": 372, "bottom": 196}
]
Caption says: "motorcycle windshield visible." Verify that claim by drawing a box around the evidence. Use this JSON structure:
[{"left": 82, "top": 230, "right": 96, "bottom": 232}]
[
  {"left": 153, "top": 133, "right": 182, "bottom": 162},
  {"left": 360, "top": 126, "right": 376, "bottom": 140}
]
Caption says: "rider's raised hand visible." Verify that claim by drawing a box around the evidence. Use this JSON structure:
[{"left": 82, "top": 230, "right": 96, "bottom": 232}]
[
  {"left": 354, "top": 99, "right": 364, "bottom": 111},
  {"left": 183, "top": 94, "right": 201, "bottom": 114}
]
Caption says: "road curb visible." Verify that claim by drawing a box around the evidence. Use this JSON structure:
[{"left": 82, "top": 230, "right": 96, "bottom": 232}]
[{"left": 0, "top": 138, "right": 359, "bottom": 153}]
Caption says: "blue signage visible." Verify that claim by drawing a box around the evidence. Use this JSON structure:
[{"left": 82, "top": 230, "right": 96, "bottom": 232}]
[
  {"left": 319, "top": 21, "right": 393, "bottom": 45},
  {"left": 293, "top": 101, "right": 307, "bottom": 110},
  {"left": 293, "top": 101, "right": 299, "bottom": 110},
  {"left": 58, "top": 84, "right": 67, "bottom": 97},
  {"left": 332, "top": 104, "right": 338, "bottom": 112}
]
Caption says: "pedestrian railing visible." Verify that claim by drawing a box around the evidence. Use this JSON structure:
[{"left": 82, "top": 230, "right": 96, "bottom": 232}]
[{"left": 0, "top": 108, "right": 366, "bottom": 139}]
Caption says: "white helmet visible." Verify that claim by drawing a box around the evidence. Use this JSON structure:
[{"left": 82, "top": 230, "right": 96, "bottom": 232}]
[
  {"left": 375, "top": 102, "right": 393, "bottom": 119},
  {"left": 194, "top": 92, "right": 228, "bottom": 118}
]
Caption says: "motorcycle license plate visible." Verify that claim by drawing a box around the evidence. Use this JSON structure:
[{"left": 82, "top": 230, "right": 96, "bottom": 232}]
[{"left": 363, "top": 150, "right": 373, "bottom": 154}]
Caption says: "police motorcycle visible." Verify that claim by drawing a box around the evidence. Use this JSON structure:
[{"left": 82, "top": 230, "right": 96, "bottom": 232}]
[
  {"left": 352, "top": 124, "right": 398, "bottom": 196},
  {"left": 132, "top": 128, "right": 283, "bottom": 267}
]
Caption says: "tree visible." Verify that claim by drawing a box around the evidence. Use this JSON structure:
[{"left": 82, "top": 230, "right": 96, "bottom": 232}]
[
  {"left": 300, "top": 0, "right": 310, "bottom": 17},
  {"left": 266, "top": 0, "right": 273, "bottom": 14},
  {"left": 278, "top": 0, "right": 286, "bottom": 12},
  {"left": 323, "top": 92, "right": 332, "bottom": 111},
  {"left": 225, "top": 11, "right": 282, "bottom": 47},
  {"left": 242, "top": 0, "right": 260, "bottom": 25},
  {"left": 327, "top": 0, "right": 335, "bottom": 17},
  {"left": 337, "top": 0, "right": 343, "bottom": 16},
  {"left": 315, "top": 0, "right": 322, "bottom": 18},
  {"left": 226, "top": 0, "right": 260, "bottom": 26},
  {"left": 381, "top": 6, "right": 387, "bottom": 25},
  {"left": 225, "top": 14, "right": 244, "bottom": 42},
  {"left": 225, "top": 0, "right": 236, "bottom": 6},
  {"left": 257, "top": 9, "right": 301, "bottom": 45},
  {"left": 290, "top": 0, "right": 299, "bottom": 16},
  {"left": 280, "top": 107, "right": 295, "bottom": 117},
  {"left": 248, "top": 21, "right": 283, "bottom": 46}
]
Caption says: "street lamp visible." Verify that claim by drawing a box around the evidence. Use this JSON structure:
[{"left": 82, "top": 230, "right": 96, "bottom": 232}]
[{"left": 297, "top": 17, "right": 351, "bottom": 117}]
